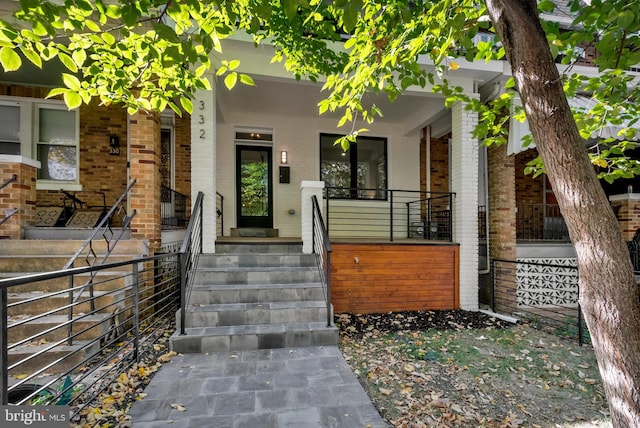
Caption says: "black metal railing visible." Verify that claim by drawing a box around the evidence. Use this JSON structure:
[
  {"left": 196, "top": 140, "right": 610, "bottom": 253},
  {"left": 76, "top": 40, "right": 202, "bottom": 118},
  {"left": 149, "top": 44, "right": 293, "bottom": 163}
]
[
  {"left": 161, "top": 185, "right": 188, "bottom": 228},
  {"left": 517, "top": 203, "right": 570, "bottom": 241},
  {"left": 324, "top": 187, "right": 454, "bottom": 242},
  {"left": 0, "top": 253, "right": 181, "bottom": 415},
  {"left": 312, "top": 195, "right": 332, "bottom": 327},
  {"left": 490, "top": 259, "right": 589, "bottom": 345},
  {"left": 216, "top": 191, "right": 224, "bottom": 237},
  {"left": 0, "top": 174, "right": 16, "bottom": 192},
  {"left": 478, "top": 205, "right": 487, "bottom": 241},
  {"left": 0, "top": 175, "right": 17, "bottom": 227},
  {"left": 179, "top": 192, "right": 203, "bottom": 335},
  {"left": 63, "top": 180, "right": 137, "bottom": 340}
]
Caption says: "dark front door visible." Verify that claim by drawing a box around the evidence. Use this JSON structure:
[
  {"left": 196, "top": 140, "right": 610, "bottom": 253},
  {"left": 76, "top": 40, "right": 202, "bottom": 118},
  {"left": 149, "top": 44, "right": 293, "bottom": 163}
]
[{"left": 236, "top": 145, "right": 273, "bottom": 228}]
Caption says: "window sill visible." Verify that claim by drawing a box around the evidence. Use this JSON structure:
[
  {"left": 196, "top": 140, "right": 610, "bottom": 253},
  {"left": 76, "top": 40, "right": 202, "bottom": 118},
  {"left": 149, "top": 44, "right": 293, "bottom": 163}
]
[{"left": 36, "top": 181, "right": 83, "bottom": 192}]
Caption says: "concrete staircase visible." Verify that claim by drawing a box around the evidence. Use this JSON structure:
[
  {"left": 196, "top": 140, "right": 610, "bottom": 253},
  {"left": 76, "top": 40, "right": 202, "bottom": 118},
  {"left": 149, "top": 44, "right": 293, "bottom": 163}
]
[
  {"left": 170, "top": 241, "right": 338, "bottom": 353},
  {"left": 0, "top": 239, "right": 147, "bottom": 374}
]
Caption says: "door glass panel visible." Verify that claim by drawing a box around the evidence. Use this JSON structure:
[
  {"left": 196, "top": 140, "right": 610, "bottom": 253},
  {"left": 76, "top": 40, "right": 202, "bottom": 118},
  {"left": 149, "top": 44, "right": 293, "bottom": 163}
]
[{"left": 240, "top": 149, "right": 269, "bottom": 217}]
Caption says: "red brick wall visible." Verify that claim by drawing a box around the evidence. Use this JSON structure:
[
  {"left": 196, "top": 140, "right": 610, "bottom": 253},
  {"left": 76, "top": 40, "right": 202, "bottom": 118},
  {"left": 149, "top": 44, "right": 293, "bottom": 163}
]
[
  {"left": 174, "top": 114, "right": 191, "bottom": 215},
  {"left": 515, "top": 150, "right": 544, "bottom": 205},
  {"left": 429, "top": 133, "right": 450, "bottom": 193},
  {"left": 0, "top": 162, "right": 37, "bottom": 239},
  {"left": 129, "top": 111, "right": 161, "bottom": 251}
]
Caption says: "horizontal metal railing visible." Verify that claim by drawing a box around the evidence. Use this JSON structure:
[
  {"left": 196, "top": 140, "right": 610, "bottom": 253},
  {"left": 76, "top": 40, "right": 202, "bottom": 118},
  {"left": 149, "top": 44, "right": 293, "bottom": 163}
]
[
  {"left": 312, "top": 195, "right": 332, "bottom": 327},
  {"left": 517, "top": 203, "right": 570, "bottom": 241},
  {"left": 0, "top": 254, "right": 181, "bottom": 416},
  {"left": 161, "top": 185, "right": 188, "bottom": 228},
  {"left": 324, "top": 187, "right": 454, "bottom": 242},
  {"left": 490, "top": 259, "right": 589, "bottom": 345}
]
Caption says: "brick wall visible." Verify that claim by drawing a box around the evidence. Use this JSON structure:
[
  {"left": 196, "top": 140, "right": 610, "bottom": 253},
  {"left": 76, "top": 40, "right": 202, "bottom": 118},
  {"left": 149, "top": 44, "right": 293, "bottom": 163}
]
[
  {"left": 174, "top": 113, "right": 192, "bottom": 215},
  {"left": 0, "top": 161, "right": 37, "bottom": 239},
  {"left": 488, "top": 143, "right": 517, "bottom": 313},
  {"left": 610, "top": 194, "right": 640, "bottom": 241},
  {"left": 129, "top": 111, "right": 161, "bottom": 251},
  {"left": 429, "top": 133, "right": 451, "bottom": 193}
]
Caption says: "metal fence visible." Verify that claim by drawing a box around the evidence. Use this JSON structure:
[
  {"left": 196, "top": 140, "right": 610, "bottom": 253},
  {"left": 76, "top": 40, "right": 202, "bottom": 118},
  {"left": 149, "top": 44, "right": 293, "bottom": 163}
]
[
  {"left": 312, "top": 195, "right": 332, "bottom": 327},
  {"left": 517, "top": 203, "right": 570, "bottom": 241},
  {"left": 324, "top": 187, "right": 454, "bottom": 241},
  {"left": 490, "top": 259, "right": 589, "bottom": 345},
  {"left": 0, "top": 193, "right": 204, "bottom": 421},
  {"left": 161, "top": 185, "right": 188, "bottom": 228}
]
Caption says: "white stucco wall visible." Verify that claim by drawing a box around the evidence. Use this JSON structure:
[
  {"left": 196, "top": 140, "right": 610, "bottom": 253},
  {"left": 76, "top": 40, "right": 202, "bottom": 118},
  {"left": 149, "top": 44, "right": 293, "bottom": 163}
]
[{"left": 216, "top": 106, "right": 421, "bottom": 238}]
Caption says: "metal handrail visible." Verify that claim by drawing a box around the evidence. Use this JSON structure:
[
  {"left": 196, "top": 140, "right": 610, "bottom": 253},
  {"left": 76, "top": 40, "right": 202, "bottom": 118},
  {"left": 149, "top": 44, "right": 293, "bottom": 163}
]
[
  {"left": 324, "top": 187, "right": 455, "bottom": 242},
  {"left": 179, "top": 191, "right": 203, "bottom": 335},
  {"left": 63, "top": 179, "right": 137, "bottom": 343},
  {"left": 312, "top": 195, "right": 332, "bottom": 327},
  {"left": 0, "top": 253, "right": 181, "bottom": 411},
  {"left": 161, "top": 185, "right": 188, "bottom": 227},
  {"left": 216, "top": 191, "right": 224, "bottom": 237},
  {"left": 0, "top": 208, "right": 17, "bottom": 226},
  {"left": 0, "top": 174, "right": 16, "bottom": 192}
]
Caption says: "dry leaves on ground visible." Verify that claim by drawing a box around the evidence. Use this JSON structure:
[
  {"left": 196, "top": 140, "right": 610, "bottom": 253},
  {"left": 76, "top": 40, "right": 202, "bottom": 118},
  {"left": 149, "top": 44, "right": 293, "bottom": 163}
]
[{"left": 338, "top": 310, "right": 611, "bottom": 428}]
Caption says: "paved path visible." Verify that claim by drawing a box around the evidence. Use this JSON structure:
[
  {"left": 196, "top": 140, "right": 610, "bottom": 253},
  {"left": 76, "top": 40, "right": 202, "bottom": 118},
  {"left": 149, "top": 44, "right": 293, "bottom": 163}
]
[{"left": 129, "top": 346, "right": 388, "bottom": 428}]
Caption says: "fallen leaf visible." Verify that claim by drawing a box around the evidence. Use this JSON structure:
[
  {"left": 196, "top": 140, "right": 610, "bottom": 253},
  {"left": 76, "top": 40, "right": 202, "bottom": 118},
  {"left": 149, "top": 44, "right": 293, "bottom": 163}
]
[{"left": 171, "top": 403, "right": 186, "bottom": 411}]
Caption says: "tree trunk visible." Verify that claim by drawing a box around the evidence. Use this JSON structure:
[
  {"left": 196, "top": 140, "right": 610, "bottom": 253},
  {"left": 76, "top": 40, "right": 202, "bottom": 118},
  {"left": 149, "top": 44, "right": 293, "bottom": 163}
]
[{"left": 485, "top": 1, "right": 640, "bottom": 426}]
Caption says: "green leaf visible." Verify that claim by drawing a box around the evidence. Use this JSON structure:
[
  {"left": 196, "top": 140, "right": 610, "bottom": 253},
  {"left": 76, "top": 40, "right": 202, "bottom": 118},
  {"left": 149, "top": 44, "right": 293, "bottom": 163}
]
[
  {"left": 72, "top": 49, "right": 86, "bottom": 67},
  {"left": 180, "top": 96, "right": 194, "bottom": 114},
  {"left": 239, "top": 74, "right": 254, "bottom": 86},
  {"left": 58, "top": 53, "right": 78, "bottom": 72},
  {"left": 0, "top": 47, "right": 21, "bottom": 71},
  {"left": 63, "top": 91, "right": 82, "bottom": 110},
  {"left": 62, "top": 73, "right": 81, "bottom": 91},
  {"left": 224, "top": 72, "right": 238, "bottom": 89},
  {"left": 19, "top": 47, "right": 42, "bottom": 68},
  {"left": 283, "top": 0, "right": 298, "bottom": 21}
]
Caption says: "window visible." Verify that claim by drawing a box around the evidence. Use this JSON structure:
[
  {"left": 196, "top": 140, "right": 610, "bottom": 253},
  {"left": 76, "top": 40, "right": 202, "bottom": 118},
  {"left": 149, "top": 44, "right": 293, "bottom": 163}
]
[
  {"left": 36, "top": 105, "right": 78, "bottom": 182},
  {"left": 320, "top": 133, "right": 387, "bottom": 199},
  {"left": 0, "top": 102, "right": 21, "bottom": 155}
]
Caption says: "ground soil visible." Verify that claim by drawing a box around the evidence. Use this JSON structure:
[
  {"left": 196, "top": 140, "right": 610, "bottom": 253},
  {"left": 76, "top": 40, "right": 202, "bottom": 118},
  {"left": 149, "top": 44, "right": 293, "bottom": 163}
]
[{"left": 337, "top": 310, "right": 611, "bottom": 428}]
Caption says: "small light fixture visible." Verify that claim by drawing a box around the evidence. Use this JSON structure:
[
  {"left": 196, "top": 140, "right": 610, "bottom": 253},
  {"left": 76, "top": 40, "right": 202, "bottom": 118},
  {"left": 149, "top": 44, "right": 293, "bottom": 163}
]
[{"left": 280, "top": 150, "right": 288, "bottom": 164}]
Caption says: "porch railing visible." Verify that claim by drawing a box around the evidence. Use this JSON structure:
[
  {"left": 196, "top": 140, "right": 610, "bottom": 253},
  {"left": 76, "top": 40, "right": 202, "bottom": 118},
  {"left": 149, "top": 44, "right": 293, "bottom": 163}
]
[
  {"left": 0, "top": 174, "right": 17, "bottom": 227},
  {"left": 517, "top": 203, "right": 570, "bottom": 241},
  {"left": 490, "top": 258, "right": 588, "bottom": 345},
  {"left": 0, "top": 253, "right": 182, "bottom": 413},
  {"left": 63, "top": 180, "right": 137, "bottom": 341},
  {"left": 312, "top": 195, "right": 332, "bottom": 327},
  {"left": 0, "top": 192, "right": 204, "bottom": 416},
  {"left": 179, "top": 192, "right": 203, "bottom": 335},
  {"left": 216, "top": 191, "right": 224, "bottom": 237},
  {"left": 324, "top": 187, "right": 454, "bottom": 242},
  {"left": 161, "top": 185, "right": 188, "bottom": 228}
]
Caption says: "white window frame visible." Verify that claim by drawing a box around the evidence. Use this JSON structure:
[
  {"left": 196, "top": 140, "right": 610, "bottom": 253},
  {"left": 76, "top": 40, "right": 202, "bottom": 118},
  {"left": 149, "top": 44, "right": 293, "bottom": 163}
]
[
  {"left": 0, "top": 95, "right": 80, "bottom": 191},
  {"left": 34, "top": 102, "right": 80, "bottom": 190}
]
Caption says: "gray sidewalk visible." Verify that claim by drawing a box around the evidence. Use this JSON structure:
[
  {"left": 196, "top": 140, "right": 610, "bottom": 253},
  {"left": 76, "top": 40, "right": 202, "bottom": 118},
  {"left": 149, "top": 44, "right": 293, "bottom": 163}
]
[{"left": 129, "top": 346, "right": 389, "bottom": 428}]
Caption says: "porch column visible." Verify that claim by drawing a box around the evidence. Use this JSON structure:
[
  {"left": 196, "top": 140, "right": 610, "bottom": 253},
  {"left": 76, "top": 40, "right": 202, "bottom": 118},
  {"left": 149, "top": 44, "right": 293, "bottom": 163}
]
[
  {"left": 129, "top": 112, "right": 162, "bottom": 253},
  {"left": 487, "top": 143, "right": 517, "bottom": 313},
  {"left": 0, "top": 157, "right": 38, "bottom": 240},
  {"left": 300, "top": 180, "right": 324, "bottom": 254},
  {"left": 450, "top": 98, "right": 479, "bottom": 310},
  {"left": 191, "top": 72, "right": 216, "bottom": 253}
]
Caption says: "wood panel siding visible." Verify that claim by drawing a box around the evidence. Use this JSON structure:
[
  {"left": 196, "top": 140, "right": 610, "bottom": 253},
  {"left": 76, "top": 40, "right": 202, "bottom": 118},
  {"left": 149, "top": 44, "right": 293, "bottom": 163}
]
[{"left": 330, "top": 242, "right": 459, "bottom": 314}]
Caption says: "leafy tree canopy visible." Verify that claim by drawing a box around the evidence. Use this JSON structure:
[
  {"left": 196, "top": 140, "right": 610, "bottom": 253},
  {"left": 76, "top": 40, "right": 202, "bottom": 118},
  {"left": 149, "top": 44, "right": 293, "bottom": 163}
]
[{"left": 1, "top": 0, "right": 639, "bottom": 180}]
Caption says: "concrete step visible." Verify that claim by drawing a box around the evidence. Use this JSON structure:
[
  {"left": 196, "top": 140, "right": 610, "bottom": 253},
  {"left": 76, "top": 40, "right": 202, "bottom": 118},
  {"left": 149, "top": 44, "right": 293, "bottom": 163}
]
[
  {"left": 197, "top": 253, "right": 316, "bottom": 268},
  {"left": 189, "top": 283, "right": 325, "bottom": 304},
  {"left": 182, "top": 301, "right": 329, "bottom": 328},
  {"left": 0, "top": 271, "right": 131, "bottom": 293},
  {"left": 0, "top": 239, "right": 147, "bottom": 256},
  {"left": 7, "top": 289, "right": 130, "bottom": 316},
  {"left": 0, "top": 254, "right": 137, "bottom": 273},
  {"left": 8, "top": 340, "right": 101, "bottom": 375},
  {"left": 8, "top": 313, "right": 112, "bottom": 343},
  {"left": 194, "top": 266, "right": 320, "bottom": 285},
  {"left": 170, "top": 322, "right": 338, "bottom": 353},
  {"left": 214, "top": 241, "right": 303, "bottom": 254}
]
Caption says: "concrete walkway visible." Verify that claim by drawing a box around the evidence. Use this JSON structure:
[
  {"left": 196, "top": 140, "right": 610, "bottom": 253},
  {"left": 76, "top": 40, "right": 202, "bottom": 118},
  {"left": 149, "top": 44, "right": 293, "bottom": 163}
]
[{"left": 129, "top": 346, "right": 388, "bottom": 428}]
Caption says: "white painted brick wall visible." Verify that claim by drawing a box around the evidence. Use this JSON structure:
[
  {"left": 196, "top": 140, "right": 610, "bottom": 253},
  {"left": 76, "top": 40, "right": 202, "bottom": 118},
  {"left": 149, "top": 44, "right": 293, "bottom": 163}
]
[
  {"left": 191, "top": 75, "right": 217, "bottom": 253},
  {"left": 451, "top": 98, "right": 479, "bottom": 310}
]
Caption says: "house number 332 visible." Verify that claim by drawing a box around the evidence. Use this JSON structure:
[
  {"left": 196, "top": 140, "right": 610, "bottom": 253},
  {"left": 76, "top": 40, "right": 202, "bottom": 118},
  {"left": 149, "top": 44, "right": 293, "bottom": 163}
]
[{"left": 198, "top": 100, "right": 206, "bottom": 139}]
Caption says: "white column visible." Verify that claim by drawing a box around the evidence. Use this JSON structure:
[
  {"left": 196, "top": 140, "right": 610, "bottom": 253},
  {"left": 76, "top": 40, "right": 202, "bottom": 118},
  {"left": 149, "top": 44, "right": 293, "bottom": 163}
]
[
  {"left": 191, "top": 73, "right": 217, "bottom": 253},
  {"left": 300, "top": 180, "right": 325, "bottom": 254},
  {"left": 451, "top": 97, "right": 479, "bottom": 310}
]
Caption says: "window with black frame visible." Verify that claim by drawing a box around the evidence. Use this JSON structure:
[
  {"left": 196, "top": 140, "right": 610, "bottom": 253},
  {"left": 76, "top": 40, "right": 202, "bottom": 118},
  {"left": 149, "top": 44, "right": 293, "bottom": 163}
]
[{"left": 320, "top": 133, "right": 387, "bottom": 200}]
